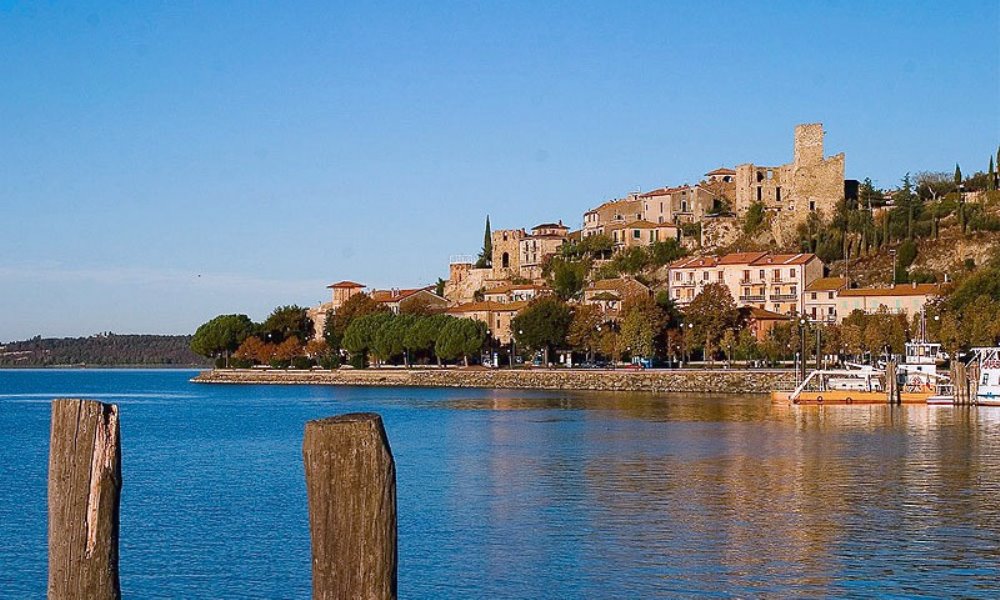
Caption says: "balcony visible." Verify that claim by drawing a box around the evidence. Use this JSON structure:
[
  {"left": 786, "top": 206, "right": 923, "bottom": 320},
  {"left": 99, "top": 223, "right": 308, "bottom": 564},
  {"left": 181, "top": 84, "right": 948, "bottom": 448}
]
[
  {"left": 770, "top": 293, "right": 798, "bottom": 301},
  {"left": 740, "top": 295, "right": 766, "bottom": 302}
]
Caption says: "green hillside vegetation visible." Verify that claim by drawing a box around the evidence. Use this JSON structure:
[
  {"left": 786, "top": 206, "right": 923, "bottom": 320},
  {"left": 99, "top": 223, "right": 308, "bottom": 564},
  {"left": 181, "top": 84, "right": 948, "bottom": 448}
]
[{"left": 0, "top": 334, "right": 208, "bottom": 367}]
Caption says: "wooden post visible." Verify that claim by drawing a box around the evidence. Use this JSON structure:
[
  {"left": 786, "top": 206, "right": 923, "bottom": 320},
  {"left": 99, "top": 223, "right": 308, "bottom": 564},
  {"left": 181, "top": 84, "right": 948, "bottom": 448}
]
[
  {"left": 48, "top": 399, "right": 121, "bottom": 600},
  {"left": 886, "top": 361, "right": 900, "bottom": 404},
  {"left": 303, "top": 413, "right": 397, "bottom": 600},
  {"left": 952, "top": 362, "right": 967, "bottom": 404}
]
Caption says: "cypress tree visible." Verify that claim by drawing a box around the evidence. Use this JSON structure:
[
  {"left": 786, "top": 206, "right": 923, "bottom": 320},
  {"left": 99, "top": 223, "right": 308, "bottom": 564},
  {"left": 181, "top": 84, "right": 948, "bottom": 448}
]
[
  {"left": 954, "top": 163, "right": 962, "bottom": 186},
  {"left": 990, "top": 155, "right": 997, "bottom": 191},
  {"left": 475, "top": 215, "right": 492, "bottom": 268}
]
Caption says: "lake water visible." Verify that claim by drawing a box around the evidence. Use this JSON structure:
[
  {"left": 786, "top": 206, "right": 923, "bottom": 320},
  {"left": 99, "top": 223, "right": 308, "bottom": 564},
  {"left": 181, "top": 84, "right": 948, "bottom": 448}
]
[{"left": 2, "top": 370, "right": 1000, "bottom": 598}]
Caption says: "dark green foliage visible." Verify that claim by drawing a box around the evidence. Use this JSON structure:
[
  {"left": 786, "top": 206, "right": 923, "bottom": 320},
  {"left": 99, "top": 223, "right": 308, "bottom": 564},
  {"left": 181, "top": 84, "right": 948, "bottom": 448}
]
[
  {"left": 648, "top": 239, "right": 687, "bottom": 267},
  {"left": 954, "top": 163, "right": 962, "bottom": 185},
  {"left": 476, "top": 215, "right": 492, "bottom": 268},
  {"left": 680, "top": 221, "right": 702, "bottom": 240},
  {"left": 547, "top": 257, "right": 590, "bottom": 300},
  {"left": 0, "top": 333, "right": 210, "bottom": 366},
  {"left": 610, "top": 246, "right": 651, "bottom": 275},
  {"left": 435, "top": 278, "right": 447, "bottom": 297},
  {"left": 324, "top": 294, "right": 386, "bottom": 348},
  {"left": 743, "top": 202, "right": 766, "bottom": 236},
  {"left": 291, "top": 356, "right": 315, "bottom": 369},
  {"left": 191, "top": 314, "right": 255, "bottom": 360},
  {"left": 511, "top": 297, "right": 573, "bottom": 362},
  {"left": 436, "top": 318, "right": 487, "bottom": 364},
  {"left": 261, "top": 305, "right": 313, "bottom": 343}
]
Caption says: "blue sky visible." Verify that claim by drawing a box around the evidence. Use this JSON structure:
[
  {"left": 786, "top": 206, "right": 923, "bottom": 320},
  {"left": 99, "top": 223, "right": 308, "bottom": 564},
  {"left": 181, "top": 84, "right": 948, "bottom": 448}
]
[{"left": 1, "top": 1, "right": 998, "bottom": 340}]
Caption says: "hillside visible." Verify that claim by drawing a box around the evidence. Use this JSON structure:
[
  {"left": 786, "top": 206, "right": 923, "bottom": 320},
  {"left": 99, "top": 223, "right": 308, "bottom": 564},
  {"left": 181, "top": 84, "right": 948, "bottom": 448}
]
[{"left": 0, "top": 334, "right": 209, "bottom": 367}]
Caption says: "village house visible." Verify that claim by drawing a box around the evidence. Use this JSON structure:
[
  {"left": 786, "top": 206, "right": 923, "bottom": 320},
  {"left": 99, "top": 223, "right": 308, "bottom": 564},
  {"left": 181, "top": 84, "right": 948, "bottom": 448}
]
[
  {"left": 445, "top": 300, "right": 529, "bottom": 344},
  {"left": 668, "top": 252, "right": 824, "bottom": 316},
  {"left": 582, "top": 278, "right": 651, "bottom": 314},
  {"left": 803, "top": 277, "right": 848, "bottom": 323},
  {"left": 637, "top": 184, "right": 717, "bottom": 224},
  {"left": 606, "top": 220, "right": 681, "bottom": 249},
  {"left": 519, "top": 222, "right": 569, "bottom": 280},
  {"left": 370, "top": 287, "right": 449, "bottom": 314},
  {"left": 306, "top": 280, "right": 367, "bottom": 339},
  {"left": 740, "top": 306, "right": 790, "bottom": 341},
  {"left": 834, "top": 283, "right": 940, "bottom": 323}
]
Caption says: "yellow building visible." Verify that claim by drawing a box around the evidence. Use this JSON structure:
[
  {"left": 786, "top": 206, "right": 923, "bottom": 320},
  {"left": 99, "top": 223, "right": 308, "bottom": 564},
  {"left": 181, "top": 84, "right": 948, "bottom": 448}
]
[{"left": 834, "top": 283, "right": 940, "bottom": 323}]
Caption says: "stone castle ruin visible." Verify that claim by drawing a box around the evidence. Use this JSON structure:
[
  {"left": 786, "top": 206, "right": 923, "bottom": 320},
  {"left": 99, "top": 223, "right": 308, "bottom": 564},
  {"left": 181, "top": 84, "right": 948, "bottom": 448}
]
[{"left": 735, "top": 123, "right": 845, "bottom": 245}]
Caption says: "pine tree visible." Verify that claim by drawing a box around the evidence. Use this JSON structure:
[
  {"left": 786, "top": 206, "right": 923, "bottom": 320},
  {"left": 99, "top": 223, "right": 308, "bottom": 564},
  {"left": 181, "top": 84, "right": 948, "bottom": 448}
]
[{"left": 954, "top": 163, "right": 962, "bottom": 186}]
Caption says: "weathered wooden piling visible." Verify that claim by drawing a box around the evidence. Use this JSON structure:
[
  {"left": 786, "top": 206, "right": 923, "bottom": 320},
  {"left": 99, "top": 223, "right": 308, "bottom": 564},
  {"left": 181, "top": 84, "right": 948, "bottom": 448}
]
[
  {"left": 886, "top": 361, "right": 901, "bottom": 404},
  {"left": 48, "top": 399, "right": 121, "bottom": 600},
  {"left": 303, "top": 413, "right": 397, "bottom": 600},
  {"left": 952, "top": 362, "right": 968, "bottom": 404}
]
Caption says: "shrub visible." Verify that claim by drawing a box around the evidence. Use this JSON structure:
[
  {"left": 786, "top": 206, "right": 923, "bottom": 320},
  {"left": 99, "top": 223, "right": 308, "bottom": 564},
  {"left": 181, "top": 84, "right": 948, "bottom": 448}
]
[{"left": 291, "top": 356, "right": 315, "bottom": 370}]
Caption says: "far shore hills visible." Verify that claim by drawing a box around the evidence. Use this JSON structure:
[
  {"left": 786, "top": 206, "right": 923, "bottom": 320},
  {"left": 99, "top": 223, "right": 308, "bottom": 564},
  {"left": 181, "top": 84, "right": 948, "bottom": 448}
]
[{"left": 0, "top": 334, "right": 209, "bottom": 368}]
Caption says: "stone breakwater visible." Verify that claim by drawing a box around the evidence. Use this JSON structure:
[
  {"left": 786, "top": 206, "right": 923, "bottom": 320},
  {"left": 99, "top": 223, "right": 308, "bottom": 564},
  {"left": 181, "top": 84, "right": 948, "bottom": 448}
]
[{"left": 192, "top": 368, "right": 795, "bottom": 394}]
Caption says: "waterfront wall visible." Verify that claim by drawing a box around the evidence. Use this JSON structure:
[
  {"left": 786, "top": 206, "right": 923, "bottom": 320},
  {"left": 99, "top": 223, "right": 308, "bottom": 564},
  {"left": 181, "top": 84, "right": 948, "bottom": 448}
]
[{"left": 192, "top": 368, "right": 795, "bottom": 394}]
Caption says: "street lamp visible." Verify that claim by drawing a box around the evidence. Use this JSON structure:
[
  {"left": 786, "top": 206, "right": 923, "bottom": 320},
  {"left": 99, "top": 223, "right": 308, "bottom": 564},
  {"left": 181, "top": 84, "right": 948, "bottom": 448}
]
[{"left": 798, "top": 317, "right": 808, "bottom": 382}]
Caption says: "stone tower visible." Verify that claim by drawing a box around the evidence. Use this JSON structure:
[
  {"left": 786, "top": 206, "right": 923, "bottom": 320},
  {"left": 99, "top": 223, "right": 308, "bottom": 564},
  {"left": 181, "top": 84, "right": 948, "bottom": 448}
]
[
  {"left": 793, "top": 123, "right": 824, "bottom": 167},
  {"left": 491, "top": 229, "right": 525, "bottom": 279}
]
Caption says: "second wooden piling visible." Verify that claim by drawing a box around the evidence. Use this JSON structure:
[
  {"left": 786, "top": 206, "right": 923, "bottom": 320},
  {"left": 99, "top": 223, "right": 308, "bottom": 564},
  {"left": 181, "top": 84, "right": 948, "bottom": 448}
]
[{"left": 303, "top": 413, "right": 397, "bottom": 600}]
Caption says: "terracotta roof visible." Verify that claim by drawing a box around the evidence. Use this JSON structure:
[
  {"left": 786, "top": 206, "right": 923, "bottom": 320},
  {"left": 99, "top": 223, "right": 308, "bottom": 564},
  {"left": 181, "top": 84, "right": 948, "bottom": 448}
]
[
  {"left": 743, "top": 306, "right": 790, "bottom": 321},
  {"left": 806, "top": 277, "right": 848, "bottom": 292},
  {"left": 370, "top": 287, "right": 432, "bottom": 303},
  {"left": 705, "top": 167, "right": 736, "bottom": 176},
  {"left": 589, "top": 291, "right": 620, "bottom": 301},
  {"left": 719, "top": 252, "right": 770, "bottom": 265},
  {"left": 327, "top": 280, "right": 366, "bottom": 289},
  {"left": 670, "top": 255, "right": 719, "bottom": 269},
  {"left": 638, "top": 185, "right": 688, "bottom": 198},
  {"left": 748, "top": 253, "right": 818, "bottom": 266},
  {"left": 446, "top": 300, "right": 529, "bottom": 313},
  {"left": 532, "top": 222, "right": 569, "bottom": 230},
  {"left": 839, "top": 284, "right": 940, "bottom": 298}
]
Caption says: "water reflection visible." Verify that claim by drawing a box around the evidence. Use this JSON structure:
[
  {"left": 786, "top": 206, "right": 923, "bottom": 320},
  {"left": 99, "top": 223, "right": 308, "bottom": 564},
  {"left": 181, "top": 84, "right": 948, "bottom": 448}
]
[{"left": 419, "top": 392, "right": 1000, "bottom": 597}]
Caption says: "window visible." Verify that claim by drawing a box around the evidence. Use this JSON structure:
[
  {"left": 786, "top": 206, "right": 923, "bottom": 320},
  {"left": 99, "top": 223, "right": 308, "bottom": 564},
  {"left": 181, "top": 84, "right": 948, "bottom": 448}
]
[
  {"left": 682, "top": 201, "right": 688, "bottom": 212},
  {"left": 633, "top": 229, "right": 641, "bottom": 239},
  {"left": 502, "top": 252, "right": 510, "bottom": 268},
  {"left": 717, "top": 272, "right": 724, "bottom": 282},
  {"left": 757, "top": 187, "right": 762, "bottom": 202},
  {"left": 743, "top": 270, "right": 750, "bottom": 282},
  {"left": 703, "top": 272, "right": 709, "bottom": 281},
  {"left": 811, "top": 292, "right": 817, "bottom": 300},
  {"left": 759, "top": 269, "right": 764, "bottom": 280},
  {"left": 776, "top": 187, "right": 781, "bottom": 202},
  {"left": 828, "top": 307, "right": 835, "bottom": 315},
  {"left": 789, "top": 269, "right": 796, "bottom": 278},
  {"left": 809, "top": 200, "right": 816, "bottom": 211},
  {"left": 790, "top": 286, "right": 796, "bottom": 295},
  {"left": 773, "top": 269, "right": 780, "bottom": 280},
  {"left": 675, "top": 272, "right": 681, "bottom": 281},
  {"left": 828, "top": 292, "right": 834, "bottom": 300}
]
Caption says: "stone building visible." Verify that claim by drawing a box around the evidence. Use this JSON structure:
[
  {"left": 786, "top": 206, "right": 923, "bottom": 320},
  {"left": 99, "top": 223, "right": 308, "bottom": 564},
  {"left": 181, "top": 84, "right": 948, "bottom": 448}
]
[
  {"left": 491, "top": 228, "right": 526, "bottom": 279},
  {"left": 606, "top": 220, "right": 680, "bottom": 248},
  {"left": 582, "top": 193, "right": 643, "bottom": 238},
  {"left": 518, "top": 222, "right": 569, "bottom": 280},
  {"left": 734, "top": 123, "right": 846, "bottom": 244},
  {"left": 637, "top": 184, "right": 717, "bottom": 224},
  {"left": 306, "top": 280, "right": 366, "bottom": 339},
  {"left": 445, "top": 300, "right": 529, "bottom": 344},
  {"left": 370, "top": 287, "right": 449, "bottom": 314}
]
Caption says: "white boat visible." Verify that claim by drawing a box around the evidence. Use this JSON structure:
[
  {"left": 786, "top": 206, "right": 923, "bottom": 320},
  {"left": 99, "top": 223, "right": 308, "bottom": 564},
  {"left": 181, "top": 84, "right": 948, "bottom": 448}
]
[{"left": 971, "top": 347, "right": 1000, "bottom": 406}]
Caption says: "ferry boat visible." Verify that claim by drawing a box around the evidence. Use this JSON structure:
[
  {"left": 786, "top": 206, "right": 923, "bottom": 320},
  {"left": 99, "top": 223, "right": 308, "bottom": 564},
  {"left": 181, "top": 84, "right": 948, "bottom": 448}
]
[
  {"left": 972, "top": 347, "right": 1000, "bottom": 406},
  {"left": 771, "top": 340, "right": 952, "bottom": 405}
]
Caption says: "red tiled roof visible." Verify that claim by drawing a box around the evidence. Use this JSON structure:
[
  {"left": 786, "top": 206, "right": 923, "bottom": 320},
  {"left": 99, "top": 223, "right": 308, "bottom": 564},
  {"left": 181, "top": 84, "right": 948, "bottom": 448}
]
[
  {"left": 743, "top": 306, "right": 790, "bottom": 321},
  {"left": 806, "top": 277, "right": 848, "bottom": 292},
  {"left": 748, "top": 253, "right": 818, "bottom": 266},
  {"left": 328, "top": 280, "right": 366, "bottom": 289},
  {"left": 370, "top": 287, "right": 432, "bottom": 303},
  {"left": 705, "top": 167, "right": 736, "bottom": 176},
  {"left": 532, "top": 222, "right": 569, "bottom": 230},
  {"left": 719, "top": 252, "right": 770, "bottom": 265},
  {"left": 670, "top": 255, "right": 719, "bottom": 268},
  {"left": 446, "top": 300, "right": 529, "bottom": 313}
]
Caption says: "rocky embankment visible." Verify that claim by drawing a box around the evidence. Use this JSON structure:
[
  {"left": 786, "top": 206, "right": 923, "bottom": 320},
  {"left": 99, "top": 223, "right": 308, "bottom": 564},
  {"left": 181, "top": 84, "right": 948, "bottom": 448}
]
[{"left": 192, "top": 368, "right": 795, "bottom": 394}]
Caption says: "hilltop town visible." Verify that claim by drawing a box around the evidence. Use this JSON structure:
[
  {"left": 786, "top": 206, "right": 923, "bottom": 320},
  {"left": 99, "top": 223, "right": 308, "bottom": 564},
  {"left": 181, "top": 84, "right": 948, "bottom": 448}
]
[{"left": 192, "top": 124, "right": 1000, "bottom": 370}]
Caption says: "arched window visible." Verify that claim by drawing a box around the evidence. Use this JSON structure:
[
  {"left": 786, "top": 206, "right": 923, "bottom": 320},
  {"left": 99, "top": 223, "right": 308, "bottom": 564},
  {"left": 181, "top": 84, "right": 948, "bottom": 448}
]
[{"left": 502, "top": 252, "right": 510, "bottom": 268}]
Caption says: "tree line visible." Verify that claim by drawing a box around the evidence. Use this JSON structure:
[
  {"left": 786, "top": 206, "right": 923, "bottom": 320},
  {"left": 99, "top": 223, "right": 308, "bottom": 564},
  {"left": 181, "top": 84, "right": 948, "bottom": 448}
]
[{"left": 1, "top": 334, "right": 207, "bottom": 367}]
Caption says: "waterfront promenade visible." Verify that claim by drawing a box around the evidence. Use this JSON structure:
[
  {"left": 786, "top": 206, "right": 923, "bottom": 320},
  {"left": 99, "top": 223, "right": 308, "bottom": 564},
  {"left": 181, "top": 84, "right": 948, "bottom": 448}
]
[{"left": 193, "top": 367, "right": 795, "bottom": 394}]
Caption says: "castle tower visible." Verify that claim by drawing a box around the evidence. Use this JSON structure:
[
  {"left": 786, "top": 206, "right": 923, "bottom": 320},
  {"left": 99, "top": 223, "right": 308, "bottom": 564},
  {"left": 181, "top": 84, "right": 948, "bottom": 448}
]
[
  {"left": 793, "top": 123, "right": 824, "bottom": 167},
  {"left": 491, "top": 229, "right": 525, "bottom": 279}
]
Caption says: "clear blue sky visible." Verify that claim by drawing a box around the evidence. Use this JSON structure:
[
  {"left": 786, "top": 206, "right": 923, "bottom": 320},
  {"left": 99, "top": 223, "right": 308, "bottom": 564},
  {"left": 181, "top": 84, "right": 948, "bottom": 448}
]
[{"left": 2, "top": 1, "right": 998, "bottom": 340}]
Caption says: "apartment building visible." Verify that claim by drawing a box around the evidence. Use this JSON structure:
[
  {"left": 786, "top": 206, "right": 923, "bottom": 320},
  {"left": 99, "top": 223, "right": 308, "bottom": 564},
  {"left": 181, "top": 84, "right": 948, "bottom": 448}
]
[
  {"left": 668, "top": 252, "right": 823, "bottom": 316},
  {"left": 804, "top": 277, "right": 848, "bottom": 323},
  {"left": 835, "top": 283, "right": 940, "bottom": 323},
  {"left": 606, "top": 220, "right": 681, "bottom": 248}
]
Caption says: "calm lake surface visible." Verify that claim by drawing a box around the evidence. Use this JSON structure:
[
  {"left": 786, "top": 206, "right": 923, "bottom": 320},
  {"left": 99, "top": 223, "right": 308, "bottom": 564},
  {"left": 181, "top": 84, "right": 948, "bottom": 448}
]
[{"left": 2, "top": 370, "right": 999, "bottom": 598}]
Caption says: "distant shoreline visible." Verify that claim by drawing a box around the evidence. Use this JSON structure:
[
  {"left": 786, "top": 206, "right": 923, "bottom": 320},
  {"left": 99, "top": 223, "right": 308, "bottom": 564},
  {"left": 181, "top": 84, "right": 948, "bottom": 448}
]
[
  {"left": 0, "top": 365, "right": 208, "bottom": 370},
  {"left": 192, "top": 367, "right": 795, "bottom": 394}
]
